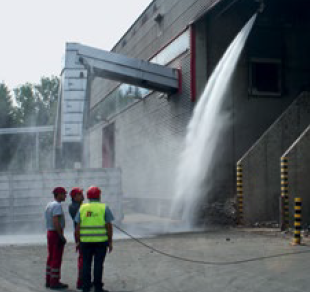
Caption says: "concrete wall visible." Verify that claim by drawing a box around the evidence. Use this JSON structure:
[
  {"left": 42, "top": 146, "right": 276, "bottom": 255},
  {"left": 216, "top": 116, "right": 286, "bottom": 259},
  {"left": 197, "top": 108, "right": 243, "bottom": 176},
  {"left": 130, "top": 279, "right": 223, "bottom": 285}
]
[
  {"left": 239, "top": 92, "right": 310, "bottom": 224},
  {"left": 89, "top": 128, "right": 103, "bottom": 168},
  {"left": 283, "top": 125, "right": 310, "bottom": 226},
  {"left": 0, "top": 169, "right": 123, "bottom": 233}
]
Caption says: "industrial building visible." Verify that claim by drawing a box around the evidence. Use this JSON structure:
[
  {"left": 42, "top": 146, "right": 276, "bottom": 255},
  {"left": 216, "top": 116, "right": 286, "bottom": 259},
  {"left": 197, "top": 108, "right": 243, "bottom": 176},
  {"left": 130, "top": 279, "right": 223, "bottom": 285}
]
[{"left": 55, "top": 0, "right": 310, "bottom": 225}]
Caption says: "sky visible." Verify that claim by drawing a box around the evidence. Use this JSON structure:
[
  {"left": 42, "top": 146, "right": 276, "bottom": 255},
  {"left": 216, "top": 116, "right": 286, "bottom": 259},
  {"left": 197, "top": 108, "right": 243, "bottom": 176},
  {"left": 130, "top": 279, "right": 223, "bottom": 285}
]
[{"left": 0, "top": 0, "right": 153, "bottom": 90}]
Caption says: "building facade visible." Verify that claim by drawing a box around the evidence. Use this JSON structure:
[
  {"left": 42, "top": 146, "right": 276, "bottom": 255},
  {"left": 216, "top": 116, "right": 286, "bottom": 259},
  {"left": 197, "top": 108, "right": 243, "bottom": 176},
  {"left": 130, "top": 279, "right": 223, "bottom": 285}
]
[{"left": 58, "top": 0, "right": 310, "bottom": 224}]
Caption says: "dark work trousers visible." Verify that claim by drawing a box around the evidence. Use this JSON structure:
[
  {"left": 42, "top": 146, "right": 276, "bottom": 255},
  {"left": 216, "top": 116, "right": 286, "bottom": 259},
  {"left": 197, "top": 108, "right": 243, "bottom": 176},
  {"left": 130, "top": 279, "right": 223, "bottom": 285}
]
[
  {"left": 77, "top": 245, "right": 83, "bottom": 287},
  {"left": 81, "top": 242, "right": 108, "bottom": 292},
  {"left": 46, "top": 231, "right": 65, "bottom": 287}
]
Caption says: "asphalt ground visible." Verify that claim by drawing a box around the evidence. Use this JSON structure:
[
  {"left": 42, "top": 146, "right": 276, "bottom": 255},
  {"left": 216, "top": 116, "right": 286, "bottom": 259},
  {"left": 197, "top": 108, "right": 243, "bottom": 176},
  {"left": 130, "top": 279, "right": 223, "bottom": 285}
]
[{"left": 1, "top": 221, "right": 310, "bottom": 292}]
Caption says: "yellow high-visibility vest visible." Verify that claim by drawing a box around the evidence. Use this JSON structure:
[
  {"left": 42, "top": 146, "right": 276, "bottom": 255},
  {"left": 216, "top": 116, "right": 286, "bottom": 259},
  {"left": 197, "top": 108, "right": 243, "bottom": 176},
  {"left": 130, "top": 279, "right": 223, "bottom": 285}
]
[{"left": 80, "top": 202, "right": 108, "bottom": 242}]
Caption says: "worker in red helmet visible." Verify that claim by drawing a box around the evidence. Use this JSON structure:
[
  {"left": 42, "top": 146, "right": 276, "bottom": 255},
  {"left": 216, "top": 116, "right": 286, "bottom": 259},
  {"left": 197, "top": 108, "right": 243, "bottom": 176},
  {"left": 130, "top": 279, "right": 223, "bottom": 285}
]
[
  {"left": 45, "top": 187, "right": 69, "bottom": 290},
  {"left": 68, "top": 187, "right": 84, "bottom": 290},
  {"left": 75, "top": 186, "right": 114, "bottom": 292}
]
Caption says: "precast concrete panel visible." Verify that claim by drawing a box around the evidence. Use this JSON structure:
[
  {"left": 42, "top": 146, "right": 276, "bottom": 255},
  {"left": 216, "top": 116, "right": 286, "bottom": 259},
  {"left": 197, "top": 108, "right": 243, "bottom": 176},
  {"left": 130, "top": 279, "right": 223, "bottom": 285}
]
[
  {"left": 63, "top": 69, "right": 88, "bottom": 79},
  {"left": 64, "top": 100, "right": 85, "bottom": 113},
  {"left": 62, "top": 123, "right": 83, "bottom": 142},
  {"left": 0, "top": 169, "right": 123, "bottom": 232},
  {"left": 63, "top": 78, "right": 87, "bottom": 91},
  {"left": 60, "top": 64, "right": 88, "bottom": 144},
  {"left": 89, "top": 126, "right": 103, "bottom": 168},
  {"left": 63, "top": 114, "right": 84, "bottom": 123},
  {"left": 284, "top": 125, "right": 310, "bottom": 225},
  {"left": 240, "top": 93, "right": 310, "bottom": 224},
  {"left": 62, "top": 91, "right": 86, "bottom": 101}
]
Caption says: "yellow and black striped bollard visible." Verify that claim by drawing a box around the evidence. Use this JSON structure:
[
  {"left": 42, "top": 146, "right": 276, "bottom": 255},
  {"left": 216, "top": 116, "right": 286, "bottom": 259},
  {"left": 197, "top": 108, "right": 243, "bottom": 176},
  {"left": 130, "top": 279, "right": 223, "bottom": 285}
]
[
  {"left": 280, "top": 157, "right": 289, "bottom": 230},
  {"left": 292, "top": 198, "right": 302, "bottom": 245},
  {"left": 236, "top": 163, "right": 243, "bottom": 225}
]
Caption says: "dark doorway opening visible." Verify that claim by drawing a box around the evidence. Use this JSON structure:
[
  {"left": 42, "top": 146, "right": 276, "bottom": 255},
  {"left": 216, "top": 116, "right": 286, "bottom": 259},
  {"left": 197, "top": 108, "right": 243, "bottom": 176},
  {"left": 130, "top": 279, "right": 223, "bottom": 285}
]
[{"left": 102, "top": 123, "right": 115, "bottom": 168}]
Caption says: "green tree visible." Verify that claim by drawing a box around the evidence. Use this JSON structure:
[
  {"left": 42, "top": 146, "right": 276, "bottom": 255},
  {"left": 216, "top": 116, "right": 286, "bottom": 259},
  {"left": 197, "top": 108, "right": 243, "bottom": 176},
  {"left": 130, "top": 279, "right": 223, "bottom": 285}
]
[
  {"left": 7, "top": 76, "right": 60, "bottom": 171},
  {"left": 34, "top": 76, "right": 60, "bottom": 125},
  {"left": 13, "top": 83, "right": 36, "bottom": 126},
  {"left": 0, "top": 83, "right": 16, "bottom": 170},
  {"left": 13, "top": 76, "right": 60, "bottom": 127},
  {"left": 0, "top": 82, "right": 15, "bottom": 127}
]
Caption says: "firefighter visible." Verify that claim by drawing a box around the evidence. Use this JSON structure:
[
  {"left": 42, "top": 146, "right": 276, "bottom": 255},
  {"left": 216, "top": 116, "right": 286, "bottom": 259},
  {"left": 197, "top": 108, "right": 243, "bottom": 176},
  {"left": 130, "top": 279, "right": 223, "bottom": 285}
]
[
  {"left": 45, "top": 187, "right": 68, "bottom": 290},
  {"left": 68, "top": 187, "right": 84, "bottom": 290},
  {"left": 75, "top": 186, "right": 114, "bottom": 292}
]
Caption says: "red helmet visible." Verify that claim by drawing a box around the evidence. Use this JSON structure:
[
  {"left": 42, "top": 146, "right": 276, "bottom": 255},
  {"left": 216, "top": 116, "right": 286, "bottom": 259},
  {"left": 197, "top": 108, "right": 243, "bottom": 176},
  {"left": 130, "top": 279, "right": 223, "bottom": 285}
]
[
  {"left": 70, "top": 187, "right": 83, "bottom": 198},
  {"left": 87, "top": 186, "right": 101, "bottom": 199},
  {"left": 52, "top": 187, "right": 67, "bottom": 195}
]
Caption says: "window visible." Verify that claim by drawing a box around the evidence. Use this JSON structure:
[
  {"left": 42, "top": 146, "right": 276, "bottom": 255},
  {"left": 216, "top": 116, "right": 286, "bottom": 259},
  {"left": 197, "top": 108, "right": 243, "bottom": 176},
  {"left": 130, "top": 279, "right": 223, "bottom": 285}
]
[
  {"left": 151, "top": 29, "right": 190, "bottom": 65},
  {"left": 249, "top": 58, "right": 282, "bottom": 96}
]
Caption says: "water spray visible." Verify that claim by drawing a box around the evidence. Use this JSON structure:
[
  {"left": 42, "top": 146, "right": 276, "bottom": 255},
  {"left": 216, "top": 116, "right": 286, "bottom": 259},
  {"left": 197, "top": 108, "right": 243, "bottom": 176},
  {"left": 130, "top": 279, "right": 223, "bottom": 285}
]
[
  {"left": 171, "top": 14, "right": 257, "bottom": 226},
  {"left": 255, "top": 0, "right": 265, "bottom": 13}
]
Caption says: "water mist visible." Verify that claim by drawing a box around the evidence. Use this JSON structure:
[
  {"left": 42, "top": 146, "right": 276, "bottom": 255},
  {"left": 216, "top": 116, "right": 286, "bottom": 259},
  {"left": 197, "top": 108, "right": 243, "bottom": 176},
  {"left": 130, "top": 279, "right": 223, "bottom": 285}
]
[{"left": 171, "top": 14, "right": 257, "bottom": 226}]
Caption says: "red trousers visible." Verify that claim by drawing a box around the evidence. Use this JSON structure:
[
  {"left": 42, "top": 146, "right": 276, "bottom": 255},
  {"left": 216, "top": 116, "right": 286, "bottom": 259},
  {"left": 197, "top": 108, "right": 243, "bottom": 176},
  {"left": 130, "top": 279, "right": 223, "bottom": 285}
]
[
  {"left": 46, "top": 231, "right": 65, "bottom": 286},
  {"left": 77, "top": 245, "right": 83, "bottom": 287}
]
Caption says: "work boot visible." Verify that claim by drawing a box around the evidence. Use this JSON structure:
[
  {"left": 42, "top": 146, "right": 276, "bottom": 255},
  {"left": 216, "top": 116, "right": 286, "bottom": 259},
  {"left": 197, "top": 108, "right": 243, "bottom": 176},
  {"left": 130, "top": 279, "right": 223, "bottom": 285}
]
[
  {"left": 50, "top": 282, "right": 69, "bottom": 290},
  {"left": 95, "top": 289, "right": 109, "bottom": 292}
]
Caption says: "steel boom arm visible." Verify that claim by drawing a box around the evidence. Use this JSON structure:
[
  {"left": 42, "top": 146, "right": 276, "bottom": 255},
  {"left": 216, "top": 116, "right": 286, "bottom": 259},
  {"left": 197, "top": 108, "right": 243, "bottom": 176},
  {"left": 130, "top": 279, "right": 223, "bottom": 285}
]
[{"left": 66, "top": 43, "right": 179, "bottom": 94}]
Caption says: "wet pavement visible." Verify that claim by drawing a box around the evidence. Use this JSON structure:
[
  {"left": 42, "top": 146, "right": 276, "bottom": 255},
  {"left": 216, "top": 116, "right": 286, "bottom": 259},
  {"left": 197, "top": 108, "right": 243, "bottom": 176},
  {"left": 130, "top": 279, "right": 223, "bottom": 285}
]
[{"left": 1, "top": 215, "right": 310, "bottom": 292}]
